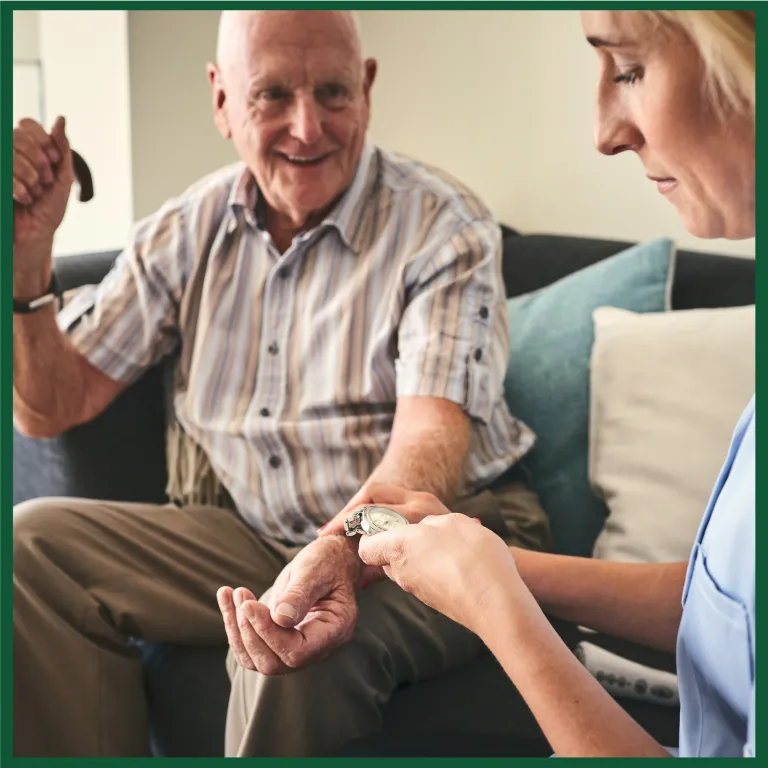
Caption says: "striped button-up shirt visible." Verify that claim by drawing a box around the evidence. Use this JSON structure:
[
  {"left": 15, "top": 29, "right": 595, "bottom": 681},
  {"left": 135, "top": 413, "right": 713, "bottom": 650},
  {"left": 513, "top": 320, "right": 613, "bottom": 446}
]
[{"left": 59, "top": 144, "right": 535, "bottom": 543}]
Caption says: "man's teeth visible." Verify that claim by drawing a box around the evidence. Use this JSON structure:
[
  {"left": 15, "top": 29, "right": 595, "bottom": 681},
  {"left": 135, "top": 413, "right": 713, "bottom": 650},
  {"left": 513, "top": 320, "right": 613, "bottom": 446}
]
[{"left": 285, "top": 154, "right": 325, "bottom": 165}]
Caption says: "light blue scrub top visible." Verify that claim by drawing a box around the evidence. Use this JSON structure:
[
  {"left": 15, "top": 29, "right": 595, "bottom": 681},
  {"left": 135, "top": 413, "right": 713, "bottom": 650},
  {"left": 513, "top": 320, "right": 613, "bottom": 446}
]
[{"left": 676, "top": 397, "right": 755, "bottom": 757}]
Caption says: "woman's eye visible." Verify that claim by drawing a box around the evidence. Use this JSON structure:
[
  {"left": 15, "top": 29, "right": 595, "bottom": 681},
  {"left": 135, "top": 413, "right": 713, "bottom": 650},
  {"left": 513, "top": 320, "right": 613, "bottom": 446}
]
[{"left": 614, "top": 67, "right": 644, "bottom": 86}]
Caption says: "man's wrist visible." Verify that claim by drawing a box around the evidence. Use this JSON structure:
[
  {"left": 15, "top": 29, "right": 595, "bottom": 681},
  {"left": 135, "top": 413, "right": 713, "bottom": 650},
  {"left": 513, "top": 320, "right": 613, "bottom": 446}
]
[
  {"left": 332, "top": 532, "right": 386, "bottom": 589},
  {"left": 14, "top": 241, "right": 54, "bottom": 300},
  {"left": 326, "top": 532, "right": 364, "bottom": 581},
  {"left": 342, "top": 532, "right": 364, "bottom": 567}
]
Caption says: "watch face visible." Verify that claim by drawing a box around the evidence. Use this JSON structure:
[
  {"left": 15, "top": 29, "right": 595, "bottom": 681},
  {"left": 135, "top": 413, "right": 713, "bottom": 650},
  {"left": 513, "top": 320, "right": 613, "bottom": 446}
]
[{"left": 365, "top": 506, "right": 409, "bottom": 532}]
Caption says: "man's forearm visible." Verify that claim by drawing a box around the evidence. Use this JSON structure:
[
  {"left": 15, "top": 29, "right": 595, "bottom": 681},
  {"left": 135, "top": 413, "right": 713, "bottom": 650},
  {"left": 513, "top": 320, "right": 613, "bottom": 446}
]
[
  {"left": 511, "top": 549, "right": 685, "bottom": 653},
  {"left": 13, "top": 305, "right": 93, "bottom": 438},
  {"left": 479, "top": 586, "right": 671, "bottom": 757},
  {"left": 367, "top": 438, "right": 464, "bottom": 502},
  {"left": 14, "top": 241, "right": 85, "bottom": 436},
  {"left": 363, "top": 396, "right": 471, "bottom": 502}
]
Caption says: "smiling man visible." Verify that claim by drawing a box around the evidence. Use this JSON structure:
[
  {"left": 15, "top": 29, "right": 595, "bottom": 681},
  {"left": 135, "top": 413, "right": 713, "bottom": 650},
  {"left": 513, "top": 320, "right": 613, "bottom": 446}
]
[
  {"left": 211, "top": 11, "right": 375, "bottom": 251},
  {"left": 12, "top": 10, "right": 550, "bottom": 758}
]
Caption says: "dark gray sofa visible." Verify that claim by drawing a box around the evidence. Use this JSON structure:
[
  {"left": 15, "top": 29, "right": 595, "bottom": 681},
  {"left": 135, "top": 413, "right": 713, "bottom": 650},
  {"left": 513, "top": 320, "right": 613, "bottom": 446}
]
[{"left": 13, "top": 229, "right": 755, "bottom": 756}]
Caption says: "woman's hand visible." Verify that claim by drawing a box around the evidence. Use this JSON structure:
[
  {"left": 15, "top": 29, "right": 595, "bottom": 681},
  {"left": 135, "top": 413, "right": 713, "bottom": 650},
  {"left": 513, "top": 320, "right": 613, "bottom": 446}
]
[
  {"left": 317, "top": 484, "right": 455, "bottom": 590},
  {"left": 358, "top": 513, "right": 527, "bottom": 637}
]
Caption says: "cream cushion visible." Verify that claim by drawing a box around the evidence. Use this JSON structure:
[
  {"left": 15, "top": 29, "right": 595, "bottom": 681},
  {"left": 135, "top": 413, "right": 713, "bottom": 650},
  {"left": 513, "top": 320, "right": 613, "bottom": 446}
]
[{"left": 589, "top": 305, "right": 755, "bottom": 563}]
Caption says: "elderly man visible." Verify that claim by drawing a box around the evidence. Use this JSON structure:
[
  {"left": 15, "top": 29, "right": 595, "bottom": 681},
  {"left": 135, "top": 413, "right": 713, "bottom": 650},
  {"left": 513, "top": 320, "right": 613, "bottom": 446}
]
[{"left": 12, "top": 10, "right": 549, "bottom": 758}]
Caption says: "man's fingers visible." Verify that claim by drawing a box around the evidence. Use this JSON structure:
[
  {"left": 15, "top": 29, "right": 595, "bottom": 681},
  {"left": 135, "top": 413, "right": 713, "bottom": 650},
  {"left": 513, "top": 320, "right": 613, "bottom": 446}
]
[
  {"left": 16, "top": 118, "right": 61, "bottom": 172},
  {"left": 49, "top": 116, "right": 69, "bottom": 154},
  {"left": 216, "top": 586, "right": 256, "bottom": 672},
  {"left": 242, "top": 600, "right": 309, "bottom": 669},
  {"left": 13, "top": 130, "right": 54, "bottom": 186},
  {"left": 238, "top": 600, "right": 289, "bottom": 675},
  {"left": 17, "top": 118, "right": 55, "bottom": 157},
  {"left": 232, "top": 586, "right": 257, "bottom": 606},
  {"left": 49, "top": 116, "right": 74, "bottom": 185},
  {"left": 248, "top": 597, "right": 351, "bottom": 670},
  {"left": 13, "top": 178, "right": 32, "bottom": 206},
  {"left": 13, "top": 149, "right": 41, "bottom": 192}
]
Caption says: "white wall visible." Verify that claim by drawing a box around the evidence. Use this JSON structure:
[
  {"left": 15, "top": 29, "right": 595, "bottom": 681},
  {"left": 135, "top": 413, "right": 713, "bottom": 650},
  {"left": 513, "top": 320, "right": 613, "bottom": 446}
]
[
  {"left": 128, "top": 11, "right": 237, "bottom": 220},
  {"left": 15, "top": 10, "right": 755, "bottom": 258},
  {"left": 359, "top": 10, "right": 754, "bottom": 257},
  {"left": 37, "top": 11, "right": 134, "bottom": 256},
  {"left": 13, "top": 12, "right": 43, "bottom": 128},
  {"left": 13, "top": 10, "right": 39, "bottom": 59}
]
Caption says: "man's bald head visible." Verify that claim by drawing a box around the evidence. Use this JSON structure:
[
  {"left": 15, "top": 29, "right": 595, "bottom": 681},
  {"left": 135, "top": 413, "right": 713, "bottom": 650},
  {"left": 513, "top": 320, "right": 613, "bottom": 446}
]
[{"left": 216, "top": 10, "right": 364, "bottom": 80}]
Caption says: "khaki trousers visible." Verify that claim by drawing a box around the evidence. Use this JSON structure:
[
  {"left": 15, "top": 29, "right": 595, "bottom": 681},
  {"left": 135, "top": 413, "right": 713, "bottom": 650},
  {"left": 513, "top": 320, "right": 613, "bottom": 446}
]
[{"left": 13, "top": 481, "right": 550, "bottom": 757}]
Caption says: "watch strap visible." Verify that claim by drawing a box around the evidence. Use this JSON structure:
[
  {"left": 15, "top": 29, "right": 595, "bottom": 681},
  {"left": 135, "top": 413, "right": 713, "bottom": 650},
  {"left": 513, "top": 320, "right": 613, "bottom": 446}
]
[{"left": 13, "top": 272, "right": 63, "bottom": 314}]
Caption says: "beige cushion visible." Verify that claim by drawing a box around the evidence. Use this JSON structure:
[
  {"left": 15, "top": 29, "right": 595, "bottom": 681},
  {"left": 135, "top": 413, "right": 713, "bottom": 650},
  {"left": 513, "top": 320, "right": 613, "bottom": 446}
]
[{"left": 589, "top": 305, "right": 755, "bottom": 563}]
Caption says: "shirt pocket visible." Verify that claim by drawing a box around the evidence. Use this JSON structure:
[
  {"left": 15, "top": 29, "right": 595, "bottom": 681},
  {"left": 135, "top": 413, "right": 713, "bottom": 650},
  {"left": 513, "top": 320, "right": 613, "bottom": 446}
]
[{"left": 680, "top": 546, "right": 752, "bottom": 755}]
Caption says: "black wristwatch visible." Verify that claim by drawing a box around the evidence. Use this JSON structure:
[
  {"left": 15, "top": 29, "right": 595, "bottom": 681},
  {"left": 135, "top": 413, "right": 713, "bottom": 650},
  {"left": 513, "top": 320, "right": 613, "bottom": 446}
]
[{"left": 13, "top": 272, "right": 63, "bottom": 314}]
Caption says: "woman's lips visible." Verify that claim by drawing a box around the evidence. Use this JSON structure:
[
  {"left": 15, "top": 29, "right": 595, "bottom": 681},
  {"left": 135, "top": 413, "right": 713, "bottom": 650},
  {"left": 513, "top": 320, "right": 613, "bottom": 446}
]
[{"left": 648, "top": 176, "right": 679, "bottom": 195}]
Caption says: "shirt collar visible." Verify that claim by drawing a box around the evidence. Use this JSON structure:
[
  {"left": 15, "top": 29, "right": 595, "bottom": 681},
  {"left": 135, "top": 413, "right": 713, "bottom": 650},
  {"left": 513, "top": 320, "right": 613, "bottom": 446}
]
[
  {"left": 226, "top": 143, "right": 379, "bottom": 254},
  {"left": 227, "top": 165, "right": 260, "bottom": 230},
  {"left": 320, "top": 142, "right": 377, "bottom": 255}
]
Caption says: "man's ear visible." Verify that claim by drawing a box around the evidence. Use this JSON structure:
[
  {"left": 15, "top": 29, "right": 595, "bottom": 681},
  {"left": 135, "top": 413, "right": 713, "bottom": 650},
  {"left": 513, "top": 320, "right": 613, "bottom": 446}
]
[
  {"left": 362, "top": 58, "right": 378, "bottom": 102},
  {"left": 207, "top": 63, "right": 232, "bottom": 140}
]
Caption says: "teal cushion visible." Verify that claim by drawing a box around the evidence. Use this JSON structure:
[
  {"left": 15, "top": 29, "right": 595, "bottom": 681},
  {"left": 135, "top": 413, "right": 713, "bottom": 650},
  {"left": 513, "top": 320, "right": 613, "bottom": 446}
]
[{"left": 503, "top": 238, "right": 675, "bottom": 557}]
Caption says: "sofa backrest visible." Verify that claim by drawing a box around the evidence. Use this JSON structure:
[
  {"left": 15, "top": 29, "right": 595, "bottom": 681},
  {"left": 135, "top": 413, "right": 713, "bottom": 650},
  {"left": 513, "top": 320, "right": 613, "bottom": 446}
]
[
  {"left": 14, "top": 231, "right": 755, "bottom": 507},
  {"left": 501, "top": 233, "right": 755, "bottom": 309},
  {"left": 55, "top": 233, "right": 756, "bottom": 312}
]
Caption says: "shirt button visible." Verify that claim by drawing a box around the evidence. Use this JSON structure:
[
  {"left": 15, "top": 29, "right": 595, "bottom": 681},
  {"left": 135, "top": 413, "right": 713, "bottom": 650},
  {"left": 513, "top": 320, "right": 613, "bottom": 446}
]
[
  {"left": 260, "top": 407, "right": 270, "bottom": 417},
  {"left": 478, "top": 306, "right": 489, "bottom": 319},
  {"left": 474, "top": 348, "right": 483, "bottom": 362},
  {"left": 291, "top": 519, "right": 307, "bottom": 534},
  {"left": 269, "top": 455, "right": 281, "bottom": 469},
  {"left": 268, "top": 342, "right": 279, "bottom": 355},
  {"left": 278, "top": 268, "right": 290, "bottom": 280}
]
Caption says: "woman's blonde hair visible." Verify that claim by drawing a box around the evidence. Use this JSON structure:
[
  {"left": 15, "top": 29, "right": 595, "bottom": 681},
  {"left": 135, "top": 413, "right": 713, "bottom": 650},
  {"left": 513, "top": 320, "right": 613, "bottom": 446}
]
[{"left": 647, "top": 11, "right": 755, "bottom": 115}]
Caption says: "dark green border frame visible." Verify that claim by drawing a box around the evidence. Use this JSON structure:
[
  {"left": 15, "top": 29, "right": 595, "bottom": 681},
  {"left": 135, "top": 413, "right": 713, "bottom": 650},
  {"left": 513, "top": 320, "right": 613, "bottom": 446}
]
[{"left": 2, "top": 2, "right": 761, "bottom": 765}]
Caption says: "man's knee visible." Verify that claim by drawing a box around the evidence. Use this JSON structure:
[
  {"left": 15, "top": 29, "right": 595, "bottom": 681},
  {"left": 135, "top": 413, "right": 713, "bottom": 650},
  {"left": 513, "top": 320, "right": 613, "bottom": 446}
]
[{"left": 14, "top": 497, "right": 81, "bottom": 574}]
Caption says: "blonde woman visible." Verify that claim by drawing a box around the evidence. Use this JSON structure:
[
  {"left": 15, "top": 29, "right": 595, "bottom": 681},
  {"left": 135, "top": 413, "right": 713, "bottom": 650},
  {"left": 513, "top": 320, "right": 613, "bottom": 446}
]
[{"left": 342, "top": 11, "right": 755, "bottom": 758}]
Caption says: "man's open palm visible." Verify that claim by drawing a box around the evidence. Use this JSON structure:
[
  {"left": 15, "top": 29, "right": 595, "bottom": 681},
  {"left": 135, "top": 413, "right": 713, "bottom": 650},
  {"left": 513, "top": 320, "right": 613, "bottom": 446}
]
[{"left": 218, "top": 536, "right": 360, "bottom": 674}]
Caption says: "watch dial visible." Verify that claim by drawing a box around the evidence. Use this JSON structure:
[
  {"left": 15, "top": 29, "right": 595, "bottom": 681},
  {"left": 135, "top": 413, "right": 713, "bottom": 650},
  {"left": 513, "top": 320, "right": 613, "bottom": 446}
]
[{"left": 368, "top": 506, "right": 408, "bottom": 531}]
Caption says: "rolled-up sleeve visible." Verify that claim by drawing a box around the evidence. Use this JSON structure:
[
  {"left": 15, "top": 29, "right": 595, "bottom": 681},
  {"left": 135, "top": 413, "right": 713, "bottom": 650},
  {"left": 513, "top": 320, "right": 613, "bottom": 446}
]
[
  {"left": 57, "top": 201, "right": 188, "bottom": 384},
  {"left": 396, "top": 217, "right": 508, "bottom": 424}
]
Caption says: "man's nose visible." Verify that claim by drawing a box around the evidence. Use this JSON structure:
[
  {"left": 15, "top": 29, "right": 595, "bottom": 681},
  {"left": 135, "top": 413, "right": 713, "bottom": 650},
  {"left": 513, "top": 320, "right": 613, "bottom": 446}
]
[{"left": 288, "top": 93, "right": 323, "bottom": 145}]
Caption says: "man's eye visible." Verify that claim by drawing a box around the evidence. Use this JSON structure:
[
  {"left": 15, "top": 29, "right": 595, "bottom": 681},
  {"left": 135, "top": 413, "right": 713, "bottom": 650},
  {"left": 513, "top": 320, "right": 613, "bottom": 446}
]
[
  {"left": 260, "top": 88, "right": 289, "bottom": 102},
  {"left": 613, "top": 67, "right": 644, "bottom": 86},
  {"left": 317, "top": 83, "right": 350, "bottom": 108}
]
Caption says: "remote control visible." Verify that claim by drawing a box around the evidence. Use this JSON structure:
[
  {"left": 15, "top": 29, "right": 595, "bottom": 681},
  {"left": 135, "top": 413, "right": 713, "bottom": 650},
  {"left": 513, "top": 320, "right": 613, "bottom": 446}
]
[{"left": 574, "top": 641, "right": 679, "bottom": 707}]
